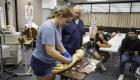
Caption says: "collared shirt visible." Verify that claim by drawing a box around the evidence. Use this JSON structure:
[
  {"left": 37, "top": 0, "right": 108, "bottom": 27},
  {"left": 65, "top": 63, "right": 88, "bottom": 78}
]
[{"left": 62, "top": 19, "right": 84, "bottom": 55}]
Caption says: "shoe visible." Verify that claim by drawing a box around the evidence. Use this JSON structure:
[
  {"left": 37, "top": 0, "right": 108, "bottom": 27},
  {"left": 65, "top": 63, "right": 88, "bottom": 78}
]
[
  {"left": 118, "top": 74, "right": 124, "bottom": 80},
  {"left": 100, "top": 63, "right": 107, "bottom": 71}
]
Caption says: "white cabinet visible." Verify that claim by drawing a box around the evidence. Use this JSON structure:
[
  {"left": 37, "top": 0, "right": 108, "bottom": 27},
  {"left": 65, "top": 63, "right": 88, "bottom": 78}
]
[
  {"left": 0, "top": 32, "right": 22, "bottom": 65},
  {"left": 5, "top": 45, "right": 22, "bottom": 65},
  {"left": 0, "top": 32, "right": 20, "bottom": 44},
  {"left": 0, "top": 45, "right": 10, "bottom": 58}
]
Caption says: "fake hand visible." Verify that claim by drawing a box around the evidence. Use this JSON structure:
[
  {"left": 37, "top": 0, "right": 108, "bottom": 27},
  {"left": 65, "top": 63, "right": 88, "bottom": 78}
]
[{"left": 53, "top": 49, "right": 84, "bottom": 73}]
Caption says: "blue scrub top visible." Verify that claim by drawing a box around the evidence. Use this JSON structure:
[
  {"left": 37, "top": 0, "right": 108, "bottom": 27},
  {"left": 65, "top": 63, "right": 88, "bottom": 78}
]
[
  {"left": 33, "top": 20, "right": 61, "bottom": 64},
  {"left": 62, "top": 19, "right": 84, "bottom": 55}
]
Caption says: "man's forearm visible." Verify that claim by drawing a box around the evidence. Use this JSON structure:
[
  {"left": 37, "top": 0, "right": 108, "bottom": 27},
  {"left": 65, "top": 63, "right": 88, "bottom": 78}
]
[
  {"left": 102, "top": 39, "right": 108, "bottom": 44},
  {"left": 99, "top": 44, "right": 111, "bottom": 48}
]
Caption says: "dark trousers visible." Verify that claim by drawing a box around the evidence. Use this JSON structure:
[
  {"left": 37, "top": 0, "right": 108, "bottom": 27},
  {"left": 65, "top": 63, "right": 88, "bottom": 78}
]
[
  {"left": 101, "top": 52, "right": 110, "bottom": 63},
  {"left": 120, "top": 53, "right": 140, "bottom": 74}
]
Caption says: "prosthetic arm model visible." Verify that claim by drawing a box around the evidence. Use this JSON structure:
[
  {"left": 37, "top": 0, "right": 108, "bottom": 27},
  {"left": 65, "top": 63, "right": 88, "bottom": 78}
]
[{"left": 52, "top": 49, "right": 84, "bottom": 73}]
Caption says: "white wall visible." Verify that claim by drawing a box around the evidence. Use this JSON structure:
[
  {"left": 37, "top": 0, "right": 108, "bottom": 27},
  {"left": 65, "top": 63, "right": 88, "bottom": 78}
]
[
  {"left": 42, "top": 0, "right": 67, "bottom": 23},
  {"left": 0, "top": 0, "right": 6, "bottom": 27},
  {"left": 42, "top": 0, "right": 57, "bottom": 9},
  {"left": 42, "top": 8, "right": 52, "bottom": 22},
  {"left": 41, "top": 0, "right": 57, "bottom": 23},
  {"left": 17, "top": 0, "right": 42, "bottom": 31}
]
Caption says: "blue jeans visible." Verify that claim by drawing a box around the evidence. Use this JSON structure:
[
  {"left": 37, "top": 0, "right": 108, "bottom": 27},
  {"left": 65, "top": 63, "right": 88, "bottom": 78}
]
[{"left": 120, "top": 53, "right": 140, "bottom": 74}]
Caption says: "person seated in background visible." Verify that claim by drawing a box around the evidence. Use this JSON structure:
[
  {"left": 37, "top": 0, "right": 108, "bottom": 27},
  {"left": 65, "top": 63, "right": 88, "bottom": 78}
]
[
  {"left": 104, "top": 32, "right": 111, "bottom": 41},
  {"left": 118, "top": 28, "right": 140, "bottom": 80},
  {"left": 94, "top": 26, "right": 111, "bottom": 71},
  {"left": 24, "top": 23, "right": 38, "bottom": 48}
]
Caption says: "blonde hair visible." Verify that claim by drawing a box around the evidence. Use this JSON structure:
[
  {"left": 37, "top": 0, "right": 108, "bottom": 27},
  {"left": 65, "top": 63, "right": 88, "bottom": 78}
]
[{"left": 47, "top": 7, "right": 73, "bottom": 19}]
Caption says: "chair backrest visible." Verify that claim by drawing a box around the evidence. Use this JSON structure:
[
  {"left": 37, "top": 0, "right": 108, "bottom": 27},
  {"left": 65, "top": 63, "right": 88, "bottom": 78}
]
[
  {"left": 135, "top": 67, "right": 140, "bottom": 79},
  {"left": 23, "top": 27, "right": 38, "bottom": 39}
]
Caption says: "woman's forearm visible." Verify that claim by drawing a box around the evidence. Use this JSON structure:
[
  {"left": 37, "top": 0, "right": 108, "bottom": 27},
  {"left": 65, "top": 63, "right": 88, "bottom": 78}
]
[
  {"left": 45, "top": 45, "right": 69, "bottom": 64},
  {"left": 58, "top": 43, "right": 66, "bottom": 53},
  {"left": 49, "top": 50, "right": 69, "bottom": 64}
]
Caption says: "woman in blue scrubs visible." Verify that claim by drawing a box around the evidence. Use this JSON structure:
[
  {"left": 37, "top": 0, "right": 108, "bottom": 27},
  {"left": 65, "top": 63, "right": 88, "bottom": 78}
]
[{"left": 30, "top": 7, "right": 73, "bottom": 80}]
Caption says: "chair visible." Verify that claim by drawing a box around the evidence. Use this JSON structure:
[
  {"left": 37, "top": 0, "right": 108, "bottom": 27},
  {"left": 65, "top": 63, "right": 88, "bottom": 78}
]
[
  {"left": 135, "top": 67, "right": 140, "bottom": 80},
  {"left": 118, "top": 45, "right": 139, "bottom": 74},
  {"left": 23, "top": 27, "right": 38, "bottom": 48},
  {"left": 23, "top": 27, "right": 38, "bottom": 39}
]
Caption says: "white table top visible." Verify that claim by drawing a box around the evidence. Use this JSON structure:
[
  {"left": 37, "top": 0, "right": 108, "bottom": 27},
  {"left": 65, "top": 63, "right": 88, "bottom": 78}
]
[
  {"left": 99, "top": 33, "right": 126, "bottom": 53},
  {"left": 83, "top": 33, "right": 139, "bottom": 53}
]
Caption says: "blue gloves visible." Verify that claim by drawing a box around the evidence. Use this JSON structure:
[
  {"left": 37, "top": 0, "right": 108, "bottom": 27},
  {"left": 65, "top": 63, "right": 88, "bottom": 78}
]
[
  {"left": 67, "top": 57, "right": 73, "bottom": 63},
  {"left": 63, "top": 51, "right": 73, "bottom": 63},
  {"left": 63, "top": 51, "right": 71, "bottom": 58}
]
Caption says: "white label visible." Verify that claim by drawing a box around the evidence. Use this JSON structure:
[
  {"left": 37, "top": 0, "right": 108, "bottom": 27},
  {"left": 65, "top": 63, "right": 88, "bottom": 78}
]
[{"left": 25, "top": 5, "right": 33, "bottom": 19}]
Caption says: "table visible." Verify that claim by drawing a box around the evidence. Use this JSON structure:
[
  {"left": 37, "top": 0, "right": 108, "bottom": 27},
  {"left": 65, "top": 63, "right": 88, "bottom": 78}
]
[
  {"left": 18, "top": 39, "right": 33, "bottom": 45},
  {"left": 60, "top": 68, "right": 87, "bottom": 80},
  {"left": 16, "top": 38, "right": 33, "bottom": 75},
  {"left": 99, "top": 33, "right": 140, "bottom": 53},
  {"left": 6, "top": 38, "right": 33, "bottom": 76},
  {"left": 59, "top": 58, "right": 87, "bottom": 80},
  {"left": 99, "top": 33, "right": 126, "bottom": 53},
  {"left": 99, "top": 33, "right": 126, "bottom": 75},
  {"left": 59, "top": 58, "right": 100, "bottom": 80},
  {"left": 4, "top": 38, "right": 33, "bottom": 45}
]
